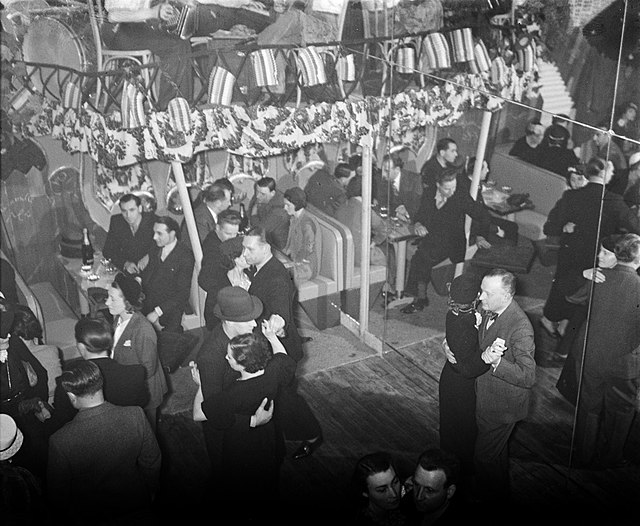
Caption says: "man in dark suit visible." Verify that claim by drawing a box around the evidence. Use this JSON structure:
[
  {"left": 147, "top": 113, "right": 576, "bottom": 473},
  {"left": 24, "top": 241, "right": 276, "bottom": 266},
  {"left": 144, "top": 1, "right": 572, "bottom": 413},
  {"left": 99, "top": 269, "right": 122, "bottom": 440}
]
[
  {"left": 540, "top": 157, "right": 640, "bottom": 337},
  {"left": 242, "top": 226, "right": 323, "bottom": 459},
  {"left": 402, "top": 169, "right": 491, "bottom": 313},
  {"left": 247, "top": 177, "right": 290, "bottom": 250},
  {"left": 304, "top": 162, "right": 351, "bottom": 217},
  {"left": 49, "top": 317, "right": 149, "bottom": 434},
  {"left": 198, "top": 209, "right": 242, "bottom": 330},
  {"left": 375, "top": 153, "right": 423, "bottom": 223},
  {"left": 573, "top": 234, "right": 640, "bottom": 468},
  {"left": 140, "top": 216, "right": 195, "bottom": 333},
  {"left": 47, "top": 360, "right": 161, "bottom": 522},
  {"left": 473, "top": 268, "right": 535, "bottom": 501},
  {"left": 180, "top": 180, "right": 232, "bottom": 246},
  {"left": 102, "top": 193, "right": 156, "bottom": 275},
  {"left": 420, "top": 137, "right": 459, "bottom": 188}
]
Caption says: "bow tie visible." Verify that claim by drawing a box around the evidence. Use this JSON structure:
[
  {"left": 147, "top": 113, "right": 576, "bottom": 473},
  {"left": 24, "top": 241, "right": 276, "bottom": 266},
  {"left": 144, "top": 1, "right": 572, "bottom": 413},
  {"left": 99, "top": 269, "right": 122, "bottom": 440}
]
[{"left": 485, "top": 311, "right": 498, "bottom": 321}]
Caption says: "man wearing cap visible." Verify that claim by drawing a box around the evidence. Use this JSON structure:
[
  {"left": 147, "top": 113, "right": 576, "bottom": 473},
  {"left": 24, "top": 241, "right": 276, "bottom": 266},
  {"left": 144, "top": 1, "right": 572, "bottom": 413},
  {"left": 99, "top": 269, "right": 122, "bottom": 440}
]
[
  {"left": 195, "top": 286, "right": 276, "bottom": 468},
  {"left": 199, "top": 209, "right": 243, "bottom": 331},
  {"left": 242, "top": 228, "right": 323, "bottom": 459}
]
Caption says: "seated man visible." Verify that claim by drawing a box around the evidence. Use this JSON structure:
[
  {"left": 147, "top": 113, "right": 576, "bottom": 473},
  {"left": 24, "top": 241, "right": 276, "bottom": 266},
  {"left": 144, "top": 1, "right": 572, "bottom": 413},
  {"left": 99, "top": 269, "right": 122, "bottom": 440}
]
[
  {"left": 102, "top": 193, "right": 156, "bottom": 276},
  {"left": 180, "top": 179, "right": 232, "bottom": 246},
  {"left": 248, "top": 177, "right": 290, "bottom": 251},
  {"left": 199, "top": 209, "right": 242, "bottom": 330},
  {"left": 420, "top": 138, "right": 459, "bottom": 188},
  {"left": 402, "top": 169, "right": 490, "bottom": 313},
  {"left": 509, "top": 119, "right": 545, "bottom": 166},
  {"left": 140, "top": 216, "right": 195, "bottom": 333},
  {"left": 304, "top": 162, "right": 352, "bottom": 217},
  {"left": 375, "top": 153, "right": 423, "bottom": 224}
]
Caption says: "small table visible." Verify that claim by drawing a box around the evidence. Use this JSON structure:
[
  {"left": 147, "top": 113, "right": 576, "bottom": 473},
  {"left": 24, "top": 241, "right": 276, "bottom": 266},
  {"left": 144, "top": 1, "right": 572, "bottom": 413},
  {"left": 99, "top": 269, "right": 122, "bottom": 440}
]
[
  {"left": 378, "top": 217, "right": 417, "bottom": 301},
  {"left": 57, "top": 252, "right": 117, "bottom": 316}
]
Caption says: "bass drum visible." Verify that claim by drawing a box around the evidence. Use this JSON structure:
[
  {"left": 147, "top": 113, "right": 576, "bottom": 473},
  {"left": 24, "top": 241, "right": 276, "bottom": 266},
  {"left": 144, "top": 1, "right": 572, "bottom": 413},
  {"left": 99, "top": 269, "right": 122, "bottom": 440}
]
[{"left": 21, "top": 11, "right": 96, "bottom": 100}]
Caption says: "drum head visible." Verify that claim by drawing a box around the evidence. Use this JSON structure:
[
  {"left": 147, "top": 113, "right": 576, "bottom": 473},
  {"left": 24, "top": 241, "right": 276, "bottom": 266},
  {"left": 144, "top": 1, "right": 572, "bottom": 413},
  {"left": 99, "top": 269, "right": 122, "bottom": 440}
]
[
  {"left": 22, "top": 16, "right": 85, "bottom": 71},
  {"left": 22, "top": 15, "right": 87, "bottom": 98}
]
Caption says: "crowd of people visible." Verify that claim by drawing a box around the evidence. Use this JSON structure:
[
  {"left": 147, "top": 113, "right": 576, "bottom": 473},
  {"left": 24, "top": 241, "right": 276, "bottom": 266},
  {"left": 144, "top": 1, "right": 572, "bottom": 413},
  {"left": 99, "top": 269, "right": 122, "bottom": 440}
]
[{"left": 2, "top": 112, "right": 640, "bottom": 523}]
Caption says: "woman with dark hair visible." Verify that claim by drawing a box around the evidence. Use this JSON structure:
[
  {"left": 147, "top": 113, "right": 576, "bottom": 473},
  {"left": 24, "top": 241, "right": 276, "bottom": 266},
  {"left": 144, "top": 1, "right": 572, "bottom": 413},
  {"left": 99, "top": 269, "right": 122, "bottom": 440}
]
[
  {"left": 200, "top": 320, "right": 295, "bottom": 519},
  {"left": 283, "top": 186, "right": 318, "bottom": 286},
  {"left": 349, "top": 451, "right": 408, "bottom": 526},
  {"left": 220, "top": 236, "right": 252, "bottom": 291},
  {"left": 106, "top": 272, "right": 167, "bottom": 432}
]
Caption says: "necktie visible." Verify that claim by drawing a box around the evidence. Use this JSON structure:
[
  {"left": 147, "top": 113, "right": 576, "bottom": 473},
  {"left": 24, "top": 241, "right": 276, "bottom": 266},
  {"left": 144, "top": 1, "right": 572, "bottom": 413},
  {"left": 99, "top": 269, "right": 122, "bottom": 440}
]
[
  {"left": 248, "top": 265, "right": 257, "bottom": 278},
  {"left": 486, "top": 311, "right": 498, "bottom": 329}
]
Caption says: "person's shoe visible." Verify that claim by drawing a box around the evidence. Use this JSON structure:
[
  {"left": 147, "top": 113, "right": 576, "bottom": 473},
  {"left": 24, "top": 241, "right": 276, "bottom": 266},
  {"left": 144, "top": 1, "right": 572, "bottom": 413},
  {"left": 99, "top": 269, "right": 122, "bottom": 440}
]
[
  {"left": 381, "top": 290, "right": 397, "bottom": 305},
  {"left": 400, "top": 298, "right": 428, "bottom": 314},
  {"left": 292, "top": 437, "right": 323, "bottom": 460}
]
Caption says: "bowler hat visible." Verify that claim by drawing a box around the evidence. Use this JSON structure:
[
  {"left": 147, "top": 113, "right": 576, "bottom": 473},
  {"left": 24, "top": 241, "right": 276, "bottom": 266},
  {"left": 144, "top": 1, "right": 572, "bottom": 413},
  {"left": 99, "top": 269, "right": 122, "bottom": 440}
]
[
  {"left": 449, "top": 274, "right": 480, "bottom": 304},
  {"left": 213, "top": 286, "right": 263, "bottom": 322}
]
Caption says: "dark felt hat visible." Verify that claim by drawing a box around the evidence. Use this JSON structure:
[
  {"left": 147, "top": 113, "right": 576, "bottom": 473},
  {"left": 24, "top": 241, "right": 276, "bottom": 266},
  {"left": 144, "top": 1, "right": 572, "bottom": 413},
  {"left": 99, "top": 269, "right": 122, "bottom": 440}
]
[
  {"left": 114, "top": 272, "right": 144, "bottom": 309},
  {"left": 0, "top": 299, "right": 15, "bottom": 339},
  {"left": 213, "top": 286, "right": 263, "bottom": 322},
  {"left": 449, "top": 274, "right": 480, "bottom": 304}
]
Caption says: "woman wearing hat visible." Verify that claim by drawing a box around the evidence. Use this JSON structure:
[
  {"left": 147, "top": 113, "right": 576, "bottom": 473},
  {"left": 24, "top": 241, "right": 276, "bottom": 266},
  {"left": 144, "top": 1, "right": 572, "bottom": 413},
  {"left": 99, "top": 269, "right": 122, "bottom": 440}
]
[
  {"left": 106, "top": 273, "right": 168, "bottom": 432},
  {"left": 438, "top": 273, "right": 488, "bottom": 495},
  {"left": 0, "top": 413, "right": 47, "bottom": 522},
  {"left": 283, "top": 186, "right": 318, "bottom": 287}
]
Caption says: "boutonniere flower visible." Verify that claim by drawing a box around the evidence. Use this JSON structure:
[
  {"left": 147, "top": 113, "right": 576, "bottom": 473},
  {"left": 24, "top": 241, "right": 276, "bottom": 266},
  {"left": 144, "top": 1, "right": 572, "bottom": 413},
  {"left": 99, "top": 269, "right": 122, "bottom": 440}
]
[
  {"left": 474, "top": 311, "right": 483, "bottom": 329},
  {"left": 124, "top": 340, "right": 132, "bottom": 347}
]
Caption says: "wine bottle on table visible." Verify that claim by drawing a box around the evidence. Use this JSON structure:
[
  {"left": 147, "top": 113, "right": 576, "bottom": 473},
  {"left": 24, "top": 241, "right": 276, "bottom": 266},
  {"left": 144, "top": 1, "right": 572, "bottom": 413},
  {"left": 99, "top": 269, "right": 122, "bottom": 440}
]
[
  {"left": 239, "top": 203, "right": 249, "bottom": 234},
  {"left": 81, "top": 227, "right": 94, "bottom": 271}
]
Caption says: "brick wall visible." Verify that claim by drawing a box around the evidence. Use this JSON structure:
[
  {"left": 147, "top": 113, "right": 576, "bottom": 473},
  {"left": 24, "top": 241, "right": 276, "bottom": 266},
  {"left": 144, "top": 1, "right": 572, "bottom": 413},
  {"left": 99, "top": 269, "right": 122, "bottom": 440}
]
[{"left": 569, "top": 0, "right": 617, "bottom": 27}]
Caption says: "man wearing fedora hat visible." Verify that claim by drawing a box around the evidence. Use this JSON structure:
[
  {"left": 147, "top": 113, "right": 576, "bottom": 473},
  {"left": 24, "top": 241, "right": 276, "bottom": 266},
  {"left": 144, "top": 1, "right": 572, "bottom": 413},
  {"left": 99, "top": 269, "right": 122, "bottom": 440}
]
[{"left": 196, "top": 286, "right": 277, "bottom": 467}]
